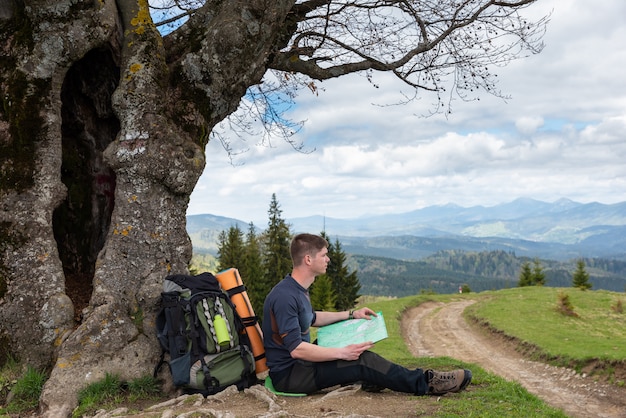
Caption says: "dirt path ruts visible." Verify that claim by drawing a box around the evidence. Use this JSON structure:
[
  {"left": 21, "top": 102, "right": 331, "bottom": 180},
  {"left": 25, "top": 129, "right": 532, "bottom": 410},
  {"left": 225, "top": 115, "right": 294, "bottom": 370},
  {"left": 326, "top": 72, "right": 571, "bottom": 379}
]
[{"left": 403, "top": 300, "right": 626, "bottom": 418}]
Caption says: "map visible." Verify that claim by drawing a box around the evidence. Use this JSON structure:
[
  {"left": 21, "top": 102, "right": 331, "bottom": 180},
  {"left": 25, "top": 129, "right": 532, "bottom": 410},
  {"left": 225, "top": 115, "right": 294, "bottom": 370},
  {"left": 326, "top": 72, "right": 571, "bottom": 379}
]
[{"left": 317, "top": 312, "right": 388, "bottom": 348}]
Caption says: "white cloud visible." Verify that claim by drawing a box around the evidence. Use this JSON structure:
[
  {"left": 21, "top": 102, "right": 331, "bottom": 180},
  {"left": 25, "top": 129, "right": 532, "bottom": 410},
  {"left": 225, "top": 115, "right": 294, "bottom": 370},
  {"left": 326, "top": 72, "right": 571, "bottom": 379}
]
[
  {"left": 187, "top": 0, "right": 626, "bottom": 223},
  {"left": 515, "top": 117, "right": 544, "bottom": 135}
]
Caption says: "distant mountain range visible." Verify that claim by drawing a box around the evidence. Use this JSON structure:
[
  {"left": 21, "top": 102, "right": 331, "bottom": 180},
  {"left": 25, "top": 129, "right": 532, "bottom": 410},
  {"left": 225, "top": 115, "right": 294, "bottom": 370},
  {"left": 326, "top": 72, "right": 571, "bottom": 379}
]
[{"left": 187, "top": 198, "right": 626, "bottom": 261}]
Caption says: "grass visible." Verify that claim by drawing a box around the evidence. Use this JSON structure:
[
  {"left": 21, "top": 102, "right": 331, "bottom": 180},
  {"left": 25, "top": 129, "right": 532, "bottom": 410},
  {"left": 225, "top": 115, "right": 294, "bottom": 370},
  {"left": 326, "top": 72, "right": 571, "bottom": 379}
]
[
  {"left": 71, "top": 373, "right": 161, "bottom": 418},
  {"left": 0, "top": 362, "right": 47, "bottom": 415}
]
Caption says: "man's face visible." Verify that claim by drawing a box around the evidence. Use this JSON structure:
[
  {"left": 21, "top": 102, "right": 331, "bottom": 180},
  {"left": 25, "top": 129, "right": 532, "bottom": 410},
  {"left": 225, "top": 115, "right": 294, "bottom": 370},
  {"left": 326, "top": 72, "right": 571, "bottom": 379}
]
[{"left": 309, "top": 247, "right": 330, "bottom": 275}]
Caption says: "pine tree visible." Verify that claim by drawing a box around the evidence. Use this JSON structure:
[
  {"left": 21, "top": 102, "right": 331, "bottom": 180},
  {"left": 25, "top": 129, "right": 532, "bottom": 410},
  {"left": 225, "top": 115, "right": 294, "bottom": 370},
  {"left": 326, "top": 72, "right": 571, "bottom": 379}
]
[
  {"left": 518, "top": 261, "right": 532, "bottom": 287},
  {"left": 341, "top": 270, "right": 361, "bottom": 308},
  {"left": 309, "top": 274, "right": 337, "bottom": 311},
  {"left": 325, "top": 237, "right": 361, "bottom": 310},
  {"left": 572, "top": 259, "right": 592, "bottom": 290},
  {"left": 241, "top": 222, "right": 265, "bottom": 319},
  {"left": 261, "top": 194, "right": 292, "bottom": 302},
  {"left": 216, "top": 225, "right": 245, "bottom": 271},
  {"left": 531, "top": 258, "right": 546, "bottom": 286}
]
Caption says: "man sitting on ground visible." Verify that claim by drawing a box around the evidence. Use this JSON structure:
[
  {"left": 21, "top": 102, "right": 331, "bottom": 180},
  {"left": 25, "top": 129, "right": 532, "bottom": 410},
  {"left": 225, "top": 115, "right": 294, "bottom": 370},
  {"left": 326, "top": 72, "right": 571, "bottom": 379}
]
[{"left": 262, "top": 232, "right": 472, "bottom": 396}]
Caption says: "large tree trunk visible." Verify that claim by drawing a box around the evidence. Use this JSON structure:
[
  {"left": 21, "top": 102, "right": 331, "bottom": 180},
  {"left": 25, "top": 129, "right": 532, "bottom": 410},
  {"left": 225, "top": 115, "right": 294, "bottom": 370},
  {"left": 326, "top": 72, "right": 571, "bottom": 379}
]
[
  {"left": 1, "top": 0, "right": 291, "bottom": 415},
  {"left": 1, "top": 0, "right": 125, "bottom": 377}
]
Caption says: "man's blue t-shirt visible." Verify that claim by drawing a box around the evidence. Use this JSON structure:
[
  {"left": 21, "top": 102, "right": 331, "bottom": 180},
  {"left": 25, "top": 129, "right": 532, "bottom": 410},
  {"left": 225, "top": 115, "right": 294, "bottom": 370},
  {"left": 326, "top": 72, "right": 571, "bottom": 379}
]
[{"left": 262, "top": 274, "right": 317, "bottom": 374}]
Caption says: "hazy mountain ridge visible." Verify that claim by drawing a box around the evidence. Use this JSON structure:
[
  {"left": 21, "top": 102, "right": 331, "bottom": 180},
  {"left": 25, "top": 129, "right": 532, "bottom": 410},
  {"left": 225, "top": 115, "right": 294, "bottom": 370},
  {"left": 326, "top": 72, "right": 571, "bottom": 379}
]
[
  {"left": 187, "top": 198, "right": 626, "bottom": 261},
  {"left": 288, "top": 198, "right": 626, "bottom": 240}
]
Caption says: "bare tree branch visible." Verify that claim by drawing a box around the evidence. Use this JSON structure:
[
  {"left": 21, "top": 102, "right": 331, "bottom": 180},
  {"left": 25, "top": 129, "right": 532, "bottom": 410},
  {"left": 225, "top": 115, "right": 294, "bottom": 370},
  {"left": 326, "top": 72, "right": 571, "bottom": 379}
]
[
  {"left": 267, "top": 0, "right": 548, "bottom": 107},
  {"left": 148, "top": 0, "right": 548, "bottom": 155}
]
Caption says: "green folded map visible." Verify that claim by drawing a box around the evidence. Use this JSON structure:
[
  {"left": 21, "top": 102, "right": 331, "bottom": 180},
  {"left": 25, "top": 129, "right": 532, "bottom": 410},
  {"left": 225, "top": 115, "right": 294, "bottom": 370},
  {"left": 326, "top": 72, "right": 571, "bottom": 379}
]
[{"left": 317, "top": 311, "right": 388, "bottom": 348}]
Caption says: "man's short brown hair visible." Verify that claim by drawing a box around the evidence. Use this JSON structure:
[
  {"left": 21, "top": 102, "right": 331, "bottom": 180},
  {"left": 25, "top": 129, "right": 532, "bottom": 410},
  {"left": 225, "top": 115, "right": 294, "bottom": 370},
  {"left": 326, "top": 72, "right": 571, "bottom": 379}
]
[{"left": 290, "top": 233, "right": 328, "bottom": 267}]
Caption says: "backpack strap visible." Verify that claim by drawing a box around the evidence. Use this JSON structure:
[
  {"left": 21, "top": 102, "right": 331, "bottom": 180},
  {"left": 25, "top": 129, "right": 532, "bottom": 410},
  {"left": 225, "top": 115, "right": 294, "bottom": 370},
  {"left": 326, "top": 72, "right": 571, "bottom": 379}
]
[
  {"left": 226, "top": 284, "right": 260, "bottom": 329},
  {"left": 225, "top": 284, "right": 246, "bottom": 299},
  {"left": 153, "top": 351, "right": 169, "bottom": 379},
  {"left": 214, "top": 298, "right": 235, "bottom": 349},
  {"left": 201, "top": 358, "right": 220, "bottom": 392},
  {"left": 156, "top": 292, "right": 189, "bottom": 358},
  {"left": 200, "top": 297, "right": 222, "bottom": 352},
  {"left": 154, "top": 292, "right": 188, "bottom": 378},
  {"left": 239, "top": 344, "right": 254, "bottom": 380}
]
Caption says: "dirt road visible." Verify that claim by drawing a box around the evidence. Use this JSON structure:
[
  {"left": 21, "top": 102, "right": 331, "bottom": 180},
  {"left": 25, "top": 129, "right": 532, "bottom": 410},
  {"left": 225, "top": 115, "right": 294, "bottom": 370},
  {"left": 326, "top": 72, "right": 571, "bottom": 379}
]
[{"left": 403, "top": 300, "right": 626, "bottom": 418}]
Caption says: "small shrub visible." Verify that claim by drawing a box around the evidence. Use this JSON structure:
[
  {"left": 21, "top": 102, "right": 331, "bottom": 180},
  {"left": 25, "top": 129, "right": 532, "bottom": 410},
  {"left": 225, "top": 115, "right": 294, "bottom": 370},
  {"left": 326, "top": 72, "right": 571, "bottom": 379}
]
[
  {"left": 556, "top": 291, "right": 578, "bottom": 317},
  {"left": 611, "top": 299, "right": 623, "bottom": 314},
  {"left": 572, "top": 259, "right": 592, "bottom": 290}
]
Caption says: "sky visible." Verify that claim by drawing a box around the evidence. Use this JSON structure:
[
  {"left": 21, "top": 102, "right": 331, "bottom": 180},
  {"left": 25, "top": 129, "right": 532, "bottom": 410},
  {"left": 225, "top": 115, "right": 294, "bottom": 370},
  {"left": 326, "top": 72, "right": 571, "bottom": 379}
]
[{"left": 187, "top": 0, "right": 626, "bottom": 224}]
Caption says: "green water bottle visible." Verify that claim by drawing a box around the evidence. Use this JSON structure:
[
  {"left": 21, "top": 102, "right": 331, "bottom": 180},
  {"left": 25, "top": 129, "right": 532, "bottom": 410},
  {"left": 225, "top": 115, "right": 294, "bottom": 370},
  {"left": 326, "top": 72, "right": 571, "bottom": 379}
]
[{"left": 213, "top": 314, "right": 230, "bottom": 347}]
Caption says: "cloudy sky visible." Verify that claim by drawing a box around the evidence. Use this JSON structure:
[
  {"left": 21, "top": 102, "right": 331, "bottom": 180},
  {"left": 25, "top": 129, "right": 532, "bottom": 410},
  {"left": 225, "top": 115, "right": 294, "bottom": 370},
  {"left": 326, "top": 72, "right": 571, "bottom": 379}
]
[{"left": 187, "top": 0, "right": 626, "bottom": 224}]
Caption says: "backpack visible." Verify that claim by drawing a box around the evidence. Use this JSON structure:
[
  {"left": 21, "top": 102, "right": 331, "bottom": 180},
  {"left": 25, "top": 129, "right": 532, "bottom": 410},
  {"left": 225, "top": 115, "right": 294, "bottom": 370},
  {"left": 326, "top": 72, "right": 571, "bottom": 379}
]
[{"left": 154, "top": 272, "right": 257, "bottom": 395}]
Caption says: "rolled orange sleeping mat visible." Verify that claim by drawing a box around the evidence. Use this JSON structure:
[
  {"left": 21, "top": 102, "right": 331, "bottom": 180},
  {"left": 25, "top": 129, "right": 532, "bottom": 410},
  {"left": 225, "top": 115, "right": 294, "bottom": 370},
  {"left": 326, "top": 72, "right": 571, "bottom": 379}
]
[{"left": 215, "top": 267, "right": 268, "bottom": 379}]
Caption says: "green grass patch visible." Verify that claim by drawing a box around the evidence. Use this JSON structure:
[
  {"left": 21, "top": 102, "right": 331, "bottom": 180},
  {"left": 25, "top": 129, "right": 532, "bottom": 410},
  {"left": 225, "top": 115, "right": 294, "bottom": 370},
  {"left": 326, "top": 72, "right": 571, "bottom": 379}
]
[
  {"left": 72, "top": 373, "right": 161, "bottom": 418},
  {"left": 0, "top": 364, "right": 47, "bottom": 415}
]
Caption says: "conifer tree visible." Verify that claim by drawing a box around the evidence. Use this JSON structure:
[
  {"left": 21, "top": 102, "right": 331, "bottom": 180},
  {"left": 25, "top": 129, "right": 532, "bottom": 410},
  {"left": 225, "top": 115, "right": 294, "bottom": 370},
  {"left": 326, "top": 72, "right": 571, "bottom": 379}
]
[
  {"left": 341, "top": 270, "right": 361, "bottom": 309},
  {"left": 531, "top": 258, "right": 546, "bottom": 286},
  {"left": 261, "top": 194, "right": 292, "bottom": 302},
  {"left": 518, "top": 261, "right": 533, "bottom": 287},
  {"left": 325, "top": 237, "right": 361, "bottom": 310},
  {"left": 216, "top": 225, "right": 245, "bottom": 271},
  {"left": 309, "top": 274, "right": 337, "bottom": 311},
  {"left": 241, "top": 222, "right": 265, "bottom": 319},
  {"left": 572, "top": 259, "right": 592, "bottom": 290}
]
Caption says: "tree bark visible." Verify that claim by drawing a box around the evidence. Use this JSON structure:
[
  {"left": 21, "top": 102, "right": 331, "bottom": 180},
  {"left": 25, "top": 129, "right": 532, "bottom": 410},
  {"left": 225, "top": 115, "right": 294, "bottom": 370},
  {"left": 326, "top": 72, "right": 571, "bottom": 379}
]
[{"left": 1, "top": 0, "right": 123, "bottom": 376}]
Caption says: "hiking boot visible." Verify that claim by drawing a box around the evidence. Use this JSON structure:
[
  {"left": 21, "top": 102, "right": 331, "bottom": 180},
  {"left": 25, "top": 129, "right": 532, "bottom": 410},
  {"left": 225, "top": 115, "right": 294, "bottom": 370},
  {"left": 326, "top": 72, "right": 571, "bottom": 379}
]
[{"left": 427, "top": 369, "right": 472, "bottom": 395}]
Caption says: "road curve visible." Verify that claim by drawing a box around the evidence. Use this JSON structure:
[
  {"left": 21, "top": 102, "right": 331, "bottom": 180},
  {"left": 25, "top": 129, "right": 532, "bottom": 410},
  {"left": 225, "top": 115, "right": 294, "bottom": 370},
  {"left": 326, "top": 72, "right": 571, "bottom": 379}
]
[{"left": 403, "top": 300, "right": 626, "bottom": 418}]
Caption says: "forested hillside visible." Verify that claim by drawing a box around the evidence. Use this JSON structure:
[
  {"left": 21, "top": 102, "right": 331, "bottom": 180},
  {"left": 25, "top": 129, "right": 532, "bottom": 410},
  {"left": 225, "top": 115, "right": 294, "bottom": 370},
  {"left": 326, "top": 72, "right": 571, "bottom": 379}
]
[
  {"left": 348, "top": 250, "right": 626, "bottom": 297},
  {"left": 193, "top": 247, "right": 626, "bottom": 298}
]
